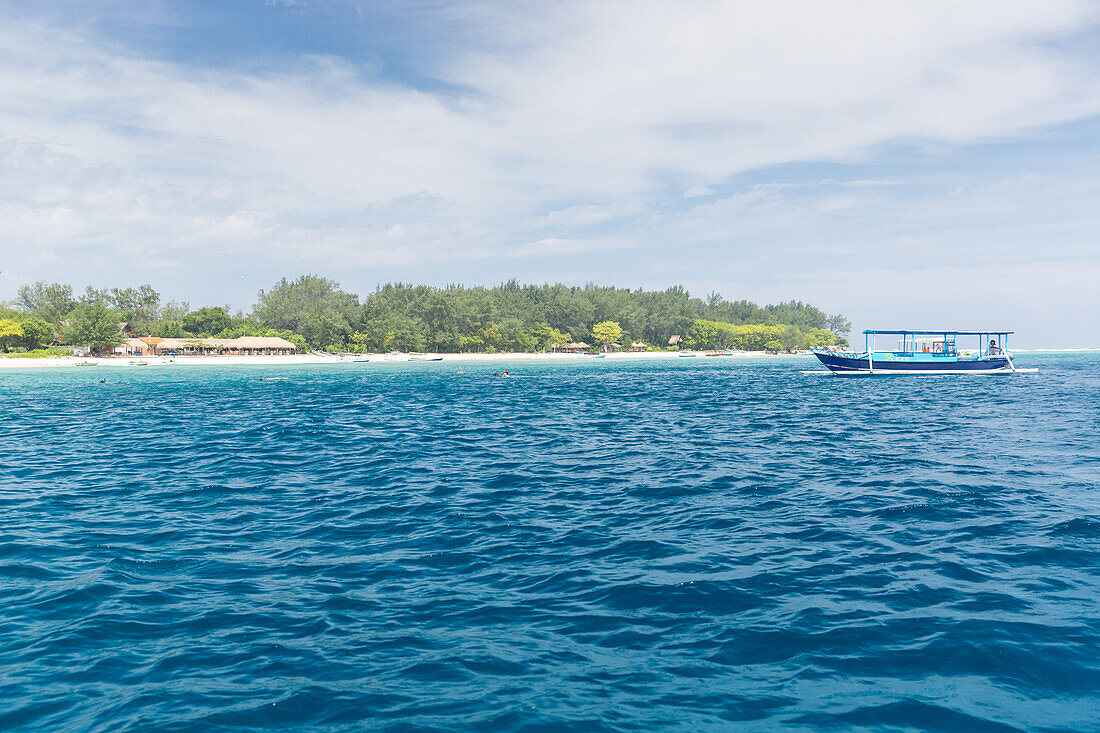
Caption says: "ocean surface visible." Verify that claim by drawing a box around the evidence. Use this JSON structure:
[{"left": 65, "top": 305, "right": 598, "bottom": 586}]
[{"left": 2, "top": 354, "right": 1098, "bottom": 732}]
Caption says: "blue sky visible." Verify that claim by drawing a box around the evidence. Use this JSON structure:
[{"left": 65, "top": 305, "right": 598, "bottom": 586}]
[{"left": 2, "top": 0, "right": 1100, "bottom": 345}]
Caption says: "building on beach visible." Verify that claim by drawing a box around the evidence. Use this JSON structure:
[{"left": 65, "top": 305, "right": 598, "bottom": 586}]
[
  {"left": 555, "top": 341, "right": 591, "bottom": 353},
  {"left": 112, "top": 336, "right": 296, "bottom": 357},
  {"left": 630, "top": 342, "right": 647, "bottom": 352},
  {"left": 668, "top": 335, "right": 682, "bottom": 348}
]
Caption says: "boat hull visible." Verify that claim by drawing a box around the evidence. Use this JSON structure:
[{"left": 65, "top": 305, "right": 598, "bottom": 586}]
[{"left": 813, "top": 350, "right": 1009, "bottom": 374}]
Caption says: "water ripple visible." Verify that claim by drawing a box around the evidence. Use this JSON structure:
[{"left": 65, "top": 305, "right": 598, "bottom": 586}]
[{"left": 2, "top": 355, "right": 1099, "bottom": 731}]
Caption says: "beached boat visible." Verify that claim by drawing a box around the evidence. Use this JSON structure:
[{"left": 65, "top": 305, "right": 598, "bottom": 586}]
[
  {"left": 408, "top": 355, "right": 443, "bottom": 362},
  {"left": 704, "top": 351, "right": 732, "bottom": 357},
  {"left": 812, "top": 330, "right": 1021, "bottom": 374},
  {"left": 678, "top": 352, "right": 697, "bottom": 358}
]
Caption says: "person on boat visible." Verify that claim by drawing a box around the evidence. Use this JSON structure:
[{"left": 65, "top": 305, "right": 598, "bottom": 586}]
[{"left": 989, "top": 339, "right": 1002, "bottom": 355}]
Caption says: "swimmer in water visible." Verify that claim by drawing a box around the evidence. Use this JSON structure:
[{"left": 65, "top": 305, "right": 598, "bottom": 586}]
[
  {"left": 493, "top": 371, "right": 499, "bottom": 377},
  {"left": 502, "top": 369, "right": 509, "bottom": 377}
]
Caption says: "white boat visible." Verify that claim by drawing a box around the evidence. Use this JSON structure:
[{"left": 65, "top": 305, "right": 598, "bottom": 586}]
[{"left": 812, "top": 330, "right": 1033, "bottom": 374}]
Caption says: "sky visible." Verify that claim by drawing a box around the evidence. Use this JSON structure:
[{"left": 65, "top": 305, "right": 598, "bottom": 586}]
[{"left": 1, "top": 0, "right": 1099, "bottom": 346}]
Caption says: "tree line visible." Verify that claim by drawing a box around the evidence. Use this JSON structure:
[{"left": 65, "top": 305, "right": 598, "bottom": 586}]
[{"left": 2, "top": 276, "right": 851, "bottom": 353}]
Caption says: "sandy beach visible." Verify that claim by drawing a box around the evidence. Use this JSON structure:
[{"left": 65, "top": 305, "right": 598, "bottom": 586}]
[{"left": 0, "top": 350, "right": 808, "bottom": 369}]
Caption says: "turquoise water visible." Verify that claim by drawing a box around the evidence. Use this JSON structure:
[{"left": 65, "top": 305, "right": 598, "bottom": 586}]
[{"left": 2, "top": 354, "right": 1099, "bottom": 731}]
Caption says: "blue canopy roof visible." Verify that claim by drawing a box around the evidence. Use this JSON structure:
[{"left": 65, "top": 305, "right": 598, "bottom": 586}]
[{"left": 862, "top": 330, "right": 1013, "bottom": 335}]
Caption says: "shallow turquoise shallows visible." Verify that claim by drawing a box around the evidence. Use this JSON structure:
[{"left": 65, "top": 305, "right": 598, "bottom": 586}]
[{"left": 2, "top": 354, "right": 1099, "bottom": 732}]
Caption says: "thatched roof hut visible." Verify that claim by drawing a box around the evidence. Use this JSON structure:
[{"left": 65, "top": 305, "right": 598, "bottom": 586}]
[
  {"left": 152, "top": 336, "right": 295, "bottom": 355},
  {"left": 668, "top": 335, "right": 682, "bottom": 346},
  {"left": 630, "top": 342, "right": 647, "bottom": 352}
]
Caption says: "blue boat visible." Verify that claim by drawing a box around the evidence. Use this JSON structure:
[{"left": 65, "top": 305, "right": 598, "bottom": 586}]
[{"left": 812, "top": 330, "right": 1018, "bottom": 374}]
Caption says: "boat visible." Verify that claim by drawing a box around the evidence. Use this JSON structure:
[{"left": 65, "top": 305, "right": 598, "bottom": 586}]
[
  {"left": 353, "top": 359, "right": 370, "bottom": 363},
  {"left": 811, "top": 330, "right": 1022, "bottom": 374},
  {"left": 705, "top": 350, "right": 732, "bottom": 357},
  {"left": 678, "top": 352, "right": 697, "bottom": 358},
  {"left": 408, "top": 355, "right": 443, "bottom": 362}
]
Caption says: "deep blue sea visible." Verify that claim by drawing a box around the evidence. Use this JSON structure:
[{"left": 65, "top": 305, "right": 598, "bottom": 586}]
[{"left": 2, "top": 354, "right": 1098, "bottom": 732}]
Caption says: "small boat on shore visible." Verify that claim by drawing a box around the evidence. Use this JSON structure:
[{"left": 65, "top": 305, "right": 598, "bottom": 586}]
[
  {"left": 705, "top": 350, "right": 732, "bottom": 357},
  {"left": 678, "top": 352, "right": 697, "bottom": 358},
  {"left": 812, "top": 330, "right": 1026, "bottom": 374},
  {"left": 408, "top": 355, "right": 443, "bottom": 362}
]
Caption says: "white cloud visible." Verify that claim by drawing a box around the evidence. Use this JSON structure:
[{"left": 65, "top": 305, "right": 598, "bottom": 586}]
[{"left": 0, "top": 1, "right": 1099, "bottom": 341}]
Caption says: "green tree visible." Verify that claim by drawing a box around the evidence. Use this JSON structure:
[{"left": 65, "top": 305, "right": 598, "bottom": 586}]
[
  {"left": 592, "top": 320, "right": 623, "bottom": 347},
  {"left": 536, "top": 324, "right": 571, "bottom": 351},
  {"left": 63, "top": 302, "right": 124, "bottom": 351},
  {"left": 80, "top": 286, "right": 111, "bottom": 306},
  {"left": 388, "top": 314, "right": 428, "bottom": 352},
  {"left": 181, "top": 307, "right": 233, "bottom": 336},
  {"left": 826, "top": 314, "right": 852, "bottom": 337},
  {"left": 110, "top": 285, "right": 161, "bottom": 334},
  {"left": 685, "top": 320, "right": 719, "bottom": 349},
  {"left": 10, "top": 277, "right": 847, "bottom": 355},
  {"left": 0, "top": 318, "right": 24, "bottom": 351},
  {"left": 253, "top": 275, "right": 357, "bottom": 348},
  {"left": 160, "top": 300, "right": 191, "bottom": 322},
  {"left": 16, "top": 281, "right": 75, "bottom": 329},
  {"left": 16, "top": 317, "right": 52, "bottom": 350},
  {"left": 154, "top": 321, "right": 187, "bottom": 337}
]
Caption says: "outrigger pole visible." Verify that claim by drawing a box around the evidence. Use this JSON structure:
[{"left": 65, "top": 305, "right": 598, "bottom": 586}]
[{"left": 1003, "top": 332, "right": 1017, "bottom": 372}]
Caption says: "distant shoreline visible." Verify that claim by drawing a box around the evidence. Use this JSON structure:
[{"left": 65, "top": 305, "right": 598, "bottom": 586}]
[
  {"left": 0, "top": 348, "right": 1093, "bottom": 369},
  {"left": 0, "top": 350, "right": 811, "bottom": 369}
]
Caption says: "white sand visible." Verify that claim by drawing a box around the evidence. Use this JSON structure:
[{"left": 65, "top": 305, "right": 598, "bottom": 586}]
[{"left": 0, "top": 350, "right": 811, "bottom": 369}]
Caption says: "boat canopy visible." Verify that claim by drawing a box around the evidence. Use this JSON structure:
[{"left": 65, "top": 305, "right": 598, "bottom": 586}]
[{"left": 862, "top": 330, "right": 1012, "bottom": 336}]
